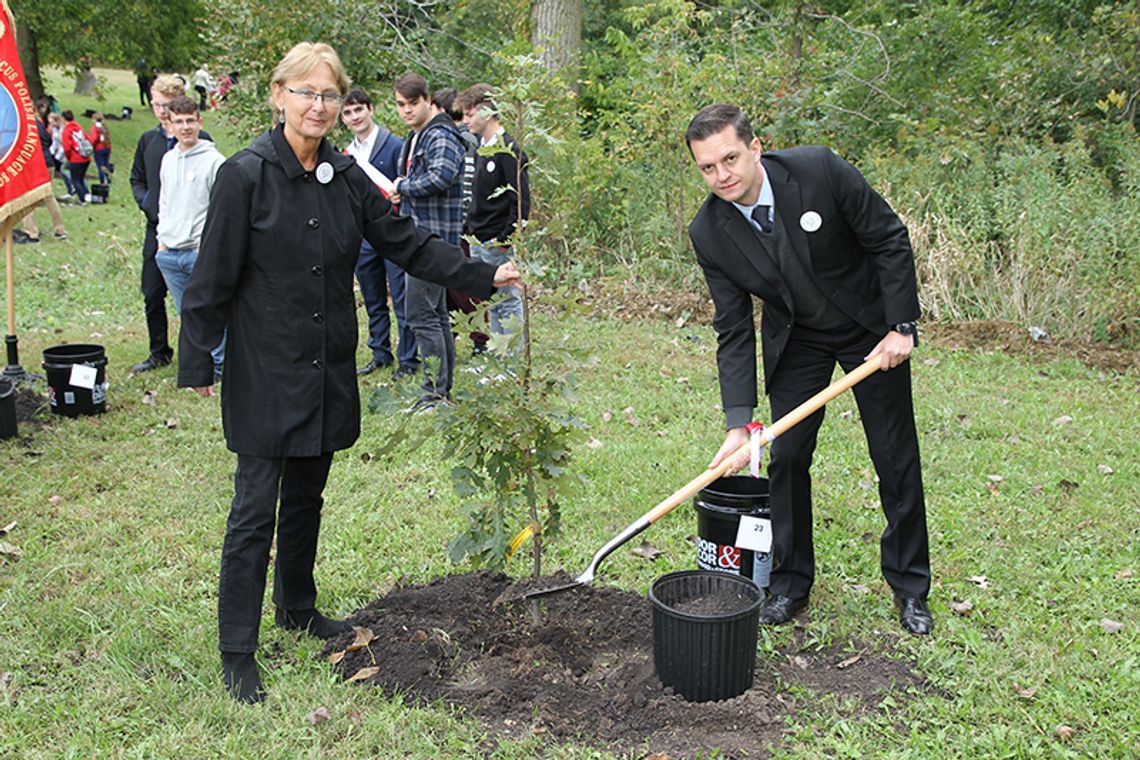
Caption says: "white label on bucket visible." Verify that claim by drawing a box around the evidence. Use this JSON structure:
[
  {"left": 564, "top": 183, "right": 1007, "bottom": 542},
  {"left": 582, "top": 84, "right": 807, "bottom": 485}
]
[
  {"left": 735, "top": 516, "right": 772, "bottom": 553},
  {"left": 70, "top": 364, "right": 97, "bottom": 390}
]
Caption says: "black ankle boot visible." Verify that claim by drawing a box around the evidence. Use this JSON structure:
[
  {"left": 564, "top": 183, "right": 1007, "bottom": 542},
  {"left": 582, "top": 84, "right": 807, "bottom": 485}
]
[
  {"left": 274, "top": 607, "right": 352, "bottom": 639},
  {"left": 221, "top": 652, "right": 265, "bottom": 704}
]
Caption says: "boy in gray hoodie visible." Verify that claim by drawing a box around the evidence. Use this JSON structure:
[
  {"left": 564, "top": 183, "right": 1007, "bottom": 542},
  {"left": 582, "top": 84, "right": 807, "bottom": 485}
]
[{"left": 156, "top": 96, "right": 227, "bottom": 377}]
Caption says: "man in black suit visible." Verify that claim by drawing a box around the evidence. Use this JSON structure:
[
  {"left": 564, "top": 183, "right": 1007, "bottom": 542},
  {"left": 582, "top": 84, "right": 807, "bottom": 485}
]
[{"left": 687, "top": 104, "right": 932, "bottom": 635}]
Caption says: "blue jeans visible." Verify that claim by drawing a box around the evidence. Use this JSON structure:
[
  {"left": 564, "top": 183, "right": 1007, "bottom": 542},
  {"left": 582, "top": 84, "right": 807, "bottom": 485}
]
[
  {"left": 156, "top": 247, "right": 225, "bottom": 371},
  {"left": 355, "top": 244, "right": 417, "bottom": 369},
  {"left": 67, "top": 161, "right": 90, "bottom": 203},
  {"left": 93, "top": 148, "right": 112, "bottom": 184},
  {"left": 470, "top": 242, "right": 521, "bottom": 334}
]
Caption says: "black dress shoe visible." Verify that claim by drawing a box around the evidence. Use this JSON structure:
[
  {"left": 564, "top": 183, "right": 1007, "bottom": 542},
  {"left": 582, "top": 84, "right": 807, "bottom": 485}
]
[
  {"left": 392, "top": 363, "right": 418, "bottom": 380},
  {"left": 757, "top": 594, "right": 809, "bottom": 625},
  {"left": 130, "top": 355, "right": 171, "bottom": 373},
  {"left": 357, "top": 358, "right": 392, "bottom": 376},
  {"left": 275, "top": 607, "right": 352, "bottom": 639},
  {"left": 896, "top": 596, "right": 934, "bottom": 635}
]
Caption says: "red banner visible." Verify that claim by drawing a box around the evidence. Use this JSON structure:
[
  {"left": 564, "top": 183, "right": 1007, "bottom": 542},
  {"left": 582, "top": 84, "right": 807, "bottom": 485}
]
[{"left": 0, "top": 2, "right": 50, "bottom": 226}]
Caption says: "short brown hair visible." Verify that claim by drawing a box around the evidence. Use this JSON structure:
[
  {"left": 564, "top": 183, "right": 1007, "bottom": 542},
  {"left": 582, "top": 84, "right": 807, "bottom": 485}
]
[
  {"left": 167, "top": 96, "right": 199, "bottom": 116},
  {"left": 685, "top": 104, "right": 755, "bottom": 150},
  {"left": 394, "top": 72, "right": 429, "bottom": 101},
  {"left": 457, "top": 83, "right": 495, "bottom": 113},
  {"left": 151, "top": 74, "right": 186, "bottom": 100},
  {"left": 431, "top": 88, "right": 459, "bottom": 120}
]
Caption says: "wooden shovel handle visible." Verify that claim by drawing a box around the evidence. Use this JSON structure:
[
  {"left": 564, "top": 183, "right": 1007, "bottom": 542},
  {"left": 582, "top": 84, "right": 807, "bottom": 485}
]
[{"left": 643, "top": 355, "right": 887, "bottom": 524}]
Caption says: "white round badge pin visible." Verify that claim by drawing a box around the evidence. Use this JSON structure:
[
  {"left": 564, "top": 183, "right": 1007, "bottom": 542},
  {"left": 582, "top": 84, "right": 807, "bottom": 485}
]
[
  {"left": 486, "top": 160, "right": 496, "bottom": 173},
  {"left": 800, "top": 211, "right": 822, "bottom": 232},
  {"left": 316, "top": 162, "right": 334, "bottom": 185}
]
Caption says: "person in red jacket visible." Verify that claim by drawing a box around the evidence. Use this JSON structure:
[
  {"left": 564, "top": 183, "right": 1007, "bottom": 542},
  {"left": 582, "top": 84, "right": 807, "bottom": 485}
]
[
  {"left": 60, "top": 110, "right": 92, "bottom": 205},
  {"left": 90, "top": 112, "right": 113, "bottom": 185}
]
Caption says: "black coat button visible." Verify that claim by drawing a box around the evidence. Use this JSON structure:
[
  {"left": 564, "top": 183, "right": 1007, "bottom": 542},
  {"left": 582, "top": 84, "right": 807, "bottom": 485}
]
[
  {"left": 307, "top": 217, "right": 320, "bottom": 229},
  {"left": 303, "top": 173, "right": 313, "bottom": 183},
  {"left": 312, "top": 312, "right": 324, "bottom": 323},
  {"left": 312, "top": 359, "right": 323, "bottom": 369},
  {"left": 311, "top": 265, "right": 323, "bottom": 276}
]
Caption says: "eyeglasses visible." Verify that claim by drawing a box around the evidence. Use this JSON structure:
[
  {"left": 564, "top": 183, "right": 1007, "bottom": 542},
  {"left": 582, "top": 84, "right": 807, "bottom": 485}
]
[{"left": 284, "top": 86, "right": 345, "bottom": 107}]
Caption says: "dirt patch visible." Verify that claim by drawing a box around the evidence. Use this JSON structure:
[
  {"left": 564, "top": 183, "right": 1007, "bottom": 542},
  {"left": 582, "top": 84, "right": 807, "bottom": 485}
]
[{"left": 326, "top": 572, "right": 925, "bottom": 758}]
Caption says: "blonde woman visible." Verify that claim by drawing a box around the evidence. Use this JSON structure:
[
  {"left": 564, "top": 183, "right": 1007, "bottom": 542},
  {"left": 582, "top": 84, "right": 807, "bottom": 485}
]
[{"left": 177, "top": 42, "right": 520, "bottom": 703}]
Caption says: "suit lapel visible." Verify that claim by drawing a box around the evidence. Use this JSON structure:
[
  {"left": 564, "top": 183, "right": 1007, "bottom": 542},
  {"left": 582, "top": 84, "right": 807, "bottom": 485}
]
[
  {"left": 765, "top": 158, "right": 814, "bottom": 275},
  {"left": 717, "top": 197, "right": 782, "bottom": 286}
]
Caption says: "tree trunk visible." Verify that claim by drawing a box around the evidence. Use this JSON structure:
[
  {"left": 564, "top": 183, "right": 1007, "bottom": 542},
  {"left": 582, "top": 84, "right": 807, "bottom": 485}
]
[
  {"left": 15, "top": 22, "right": 45, "bottom": 103},
  {"left": 530, "top": 0, "right": 581, "bottom": 83}
]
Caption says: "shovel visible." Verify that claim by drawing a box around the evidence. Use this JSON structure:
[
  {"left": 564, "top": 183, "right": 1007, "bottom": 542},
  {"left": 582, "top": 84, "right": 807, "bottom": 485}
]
[{"left": 517, "top": 354, "right": 889, "bottom": 601}]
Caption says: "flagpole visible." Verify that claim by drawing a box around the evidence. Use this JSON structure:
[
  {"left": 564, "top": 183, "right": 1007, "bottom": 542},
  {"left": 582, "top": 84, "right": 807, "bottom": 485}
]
[{"left": 3, "top": 216, "right": 24, "bottom": 379}]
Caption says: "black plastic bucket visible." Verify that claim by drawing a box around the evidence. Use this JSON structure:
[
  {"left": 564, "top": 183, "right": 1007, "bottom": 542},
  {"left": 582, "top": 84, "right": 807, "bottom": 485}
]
[
  {"left": 649, "top": 570, "right": 762, "bottom": 702},
  {"left": 0, "top": 377, "right": 16, "bottom": 439},
  {"left": 694, "top": 476, "right": 772, "bottom": 591},
  {"left": 42, "top": 344, "right": 109, "bottom": 417}
]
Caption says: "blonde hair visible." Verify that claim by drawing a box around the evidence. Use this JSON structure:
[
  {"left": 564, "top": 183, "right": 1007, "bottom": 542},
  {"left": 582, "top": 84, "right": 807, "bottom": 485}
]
[
  {"left": 269, "top": 42, "right": 351, "bottom": 120},
  {"left": 151, "top": 74, "right": 185, "bottom": 99}
]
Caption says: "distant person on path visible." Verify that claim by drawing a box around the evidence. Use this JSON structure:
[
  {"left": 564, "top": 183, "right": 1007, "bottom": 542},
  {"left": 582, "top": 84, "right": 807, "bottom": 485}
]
[
  {"left": 129, "top": 74, "right": 212, "bottom": 373},
  {"left": 17, "top": 100, "right": 67, "bottom": 242},
  {"left": 90, "top": 112, "right": 113, "bottom": 185},
  {"left": 390, "top": 72, "right": 466, "bottom": 406},
  {"left": 193, "top": 64, "right": 213, "bottom": 110},
  {"left": 339, "top": 86, "right": 418, "bottom": 378},
  {"left": 135, "top": 60, "right": 151, "bottom": 106},
  {"left": 176, "top": 42, "right": 520, "bottom": 704},
  {"left": 458, "top": 83, "right": 530, "bottom": 339},
  {"left": 687, "top": 104, "right": 933, "bottom": 636},
  {"left": 155, "top": 96, "right": 226, "bottom": 378},
  {"left": 59, "top": 110, "right": 92, "bottom": 205}
]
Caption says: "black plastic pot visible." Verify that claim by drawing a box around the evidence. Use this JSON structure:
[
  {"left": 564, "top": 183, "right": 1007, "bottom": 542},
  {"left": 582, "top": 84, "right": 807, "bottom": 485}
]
[
  {"left": 649, "top": 570, "right": 762, "bottom": 702},
  {"left": 0, "top": 377, "right": 16, "bottom": 439}
]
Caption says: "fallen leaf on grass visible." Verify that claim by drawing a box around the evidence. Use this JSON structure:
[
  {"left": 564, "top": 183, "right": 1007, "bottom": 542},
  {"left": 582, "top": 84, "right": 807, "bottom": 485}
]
[
  {"left": 0, "top": 672, "right": 16, "bottom": 705},
  {"left": 1100, "top": 618, "right": 1124, "bottom": 634},
  {"left": 674, "top": 316, "right": 686, "bottom": 328},
  {"left": 531, "top": 726, "right": 547, "bottom": 735},
  {"left": 923, "top": 357, "right": 940, "bottom": 367},
  {"left": 645, "top": 753, "right": 673, "bottom": 760},
  {"left": 623, "top": 406, "right": 641, "bottom": 427},
  {"left": 1052, "top": 415, "right": 1073, "bottom": 426},
  {"left": 347, "top": 709, "right": 364, "bottom": 722},
  {"left": 790, "top": 655, "right": 808, "bottom": 670},
  {"left": 601, "top": 411, "right": 613, "bottom": 422},
  {"left": 347, "top": 666, "right": 380, "bottom": 682},
  {"left": 675, "top": 376, "right": 689, "bottom": 384},
  {"left": 142, "top": 391, "right": 157, "bottom": 406},
  {"left": 840, "top": 410, "right": 854, "bottom": 420},
  {"left": 631, "top": 541, "right": 662, "bottom": 561},
  {"left": 346, "top": 626, "right": 375, "bottom": 652},
  {"left": 836, "top": 652, "right": 863, "bottom": 670},
  {"left": 1058, "top": 479, "right": 1079, "bottom": 494},
  {"left": 1114, "top": 569, "right": 1134, "bottom": 581},
  {"left": 328, "top": 650, "right": 345, "bottom": 665},
  {"left": 1055, "top": 725, "right": 1076, "bottom": 740},
  {"left": 411, "top": 629, "right": 428, "bottom": 642},
  {"left": 49, "top": 495, "right": 62, "bottom": 506},
  {"left": 0, "top": 542, "right": 21, "bottom": 561},
  {"left": 950, "top": 600, "right": 973, "bottom": 616},
  {"left": 586, "top": 437, "right": 604, "bottom": 449},
  {"left": 968, "top": 575, "right": 991, "bottom": 589},
  {"left": 307, "top": 706, "right": 331, "bottom": 725},
  {"left": 847, "top": 584, "right": 871, "bottom": 594},
  {"left": 0, "top": 521, "right": 14, "bottom": 536},
  {"left": 1013, "top": 682, "right": 1037, "bottom": 699},
  {"left": 1097, "top": 464, "right": 1114, "bottom": 475},
  {"left": 1030, "top": 484, "right": 1044, "bottom": 496}
]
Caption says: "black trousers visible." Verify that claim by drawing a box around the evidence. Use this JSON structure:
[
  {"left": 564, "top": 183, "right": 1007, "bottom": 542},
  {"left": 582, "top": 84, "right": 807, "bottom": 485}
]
[
  {"left": 766, "top": 322, "right": 930, "bottom": 601},
  {"left": 218, "top": 453, "right": 334, "bottom": 653},
  {"left": 141, "top": 224, "right": 173, "bottom": 362}
]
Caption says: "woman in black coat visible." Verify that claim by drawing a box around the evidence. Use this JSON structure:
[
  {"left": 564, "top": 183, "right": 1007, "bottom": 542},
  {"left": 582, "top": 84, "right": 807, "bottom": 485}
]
[{"left": 177, "top": 42, "right": 520, "bottom": 703}]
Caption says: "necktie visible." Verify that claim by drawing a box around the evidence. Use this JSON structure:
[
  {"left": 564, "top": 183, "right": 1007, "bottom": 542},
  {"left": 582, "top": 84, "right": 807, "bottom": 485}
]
[{"left": 751, "top": 204, "right": 772, "bottom": 234}]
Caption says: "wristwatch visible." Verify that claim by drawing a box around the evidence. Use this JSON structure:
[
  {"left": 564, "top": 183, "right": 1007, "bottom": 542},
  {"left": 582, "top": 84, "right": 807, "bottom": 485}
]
[{"left": 893, "top": 321, "right": 919, "bottom": 346}]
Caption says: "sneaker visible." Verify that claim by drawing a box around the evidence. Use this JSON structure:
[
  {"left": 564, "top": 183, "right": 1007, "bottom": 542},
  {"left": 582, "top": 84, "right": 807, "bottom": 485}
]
[
  {"left": 13, "top": 230, "right": 38, "bottom": 244},
  {"left": 53, "top": 231, "right": 68, "bottom": 240}
]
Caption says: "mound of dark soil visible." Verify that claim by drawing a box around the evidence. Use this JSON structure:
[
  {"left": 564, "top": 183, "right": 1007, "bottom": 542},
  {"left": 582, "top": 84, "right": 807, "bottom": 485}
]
[{"left": 327, "top": 572, "right": 924, "bottom": 758}]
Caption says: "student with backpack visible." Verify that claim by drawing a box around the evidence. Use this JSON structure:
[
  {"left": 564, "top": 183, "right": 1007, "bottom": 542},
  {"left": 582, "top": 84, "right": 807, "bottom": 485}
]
[
  {"left": 91, "top": 112, "right": 113, "bottom": 185},
  {"left": 60, "top": 110, "right": 93, "bottom": 205}
]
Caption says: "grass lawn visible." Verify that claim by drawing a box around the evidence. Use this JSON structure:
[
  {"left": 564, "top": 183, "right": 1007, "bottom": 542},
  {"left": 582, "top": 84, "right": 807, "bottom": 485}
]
[{"left": 1, "top": 69, "right": 1137, "bottom": 758}]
